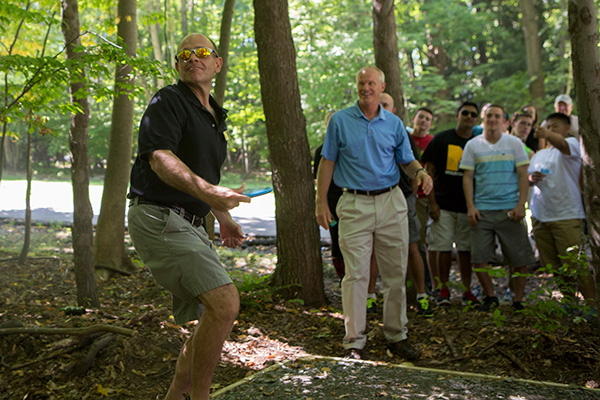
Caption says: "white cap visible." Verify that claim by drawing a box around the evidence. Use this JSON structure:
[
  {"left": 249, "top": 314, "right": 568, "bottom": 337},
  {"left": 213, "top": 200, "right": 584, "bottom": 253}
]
[{"left": 554, "top": 94, "right": 573, "bottom": 106}]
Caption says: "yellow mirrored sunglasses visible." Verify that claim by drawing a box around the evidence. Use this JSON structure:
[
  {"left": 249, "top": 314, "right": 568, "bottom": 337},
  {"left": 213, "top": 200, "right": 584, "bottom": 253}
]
[{"left": 175, "top": 47, "right": 218, "bottom": 62}]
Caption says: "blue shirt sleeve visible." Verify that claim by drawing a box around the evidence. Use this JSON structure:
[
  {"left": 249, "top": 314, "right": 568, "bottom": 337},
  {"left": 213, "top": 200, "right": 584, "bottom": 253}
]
[{"left": 322, "top": 112, "right": 339, "bottom": 162}]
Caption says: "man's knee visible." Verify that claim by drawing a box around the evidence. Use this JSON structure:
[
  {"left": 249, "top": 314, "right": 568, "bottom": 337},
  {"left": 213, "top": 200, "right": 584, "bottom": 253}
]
[{"left": 199, "top": 284, "right": 240, "bottom": 321}]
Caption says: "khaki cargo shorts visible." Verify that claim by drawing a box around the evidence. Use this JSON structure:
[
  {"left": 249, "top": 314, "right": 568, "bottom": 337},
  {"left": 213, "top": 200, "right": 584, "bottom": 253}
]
[{"left": 128, "top": 203, "right": 233, "bottom": 324}]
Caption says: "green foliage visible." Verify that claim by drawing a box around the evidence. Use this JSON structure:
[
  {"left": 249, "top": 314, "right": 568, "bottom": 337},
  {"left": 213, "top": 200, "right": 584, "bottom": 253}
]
[
  {"left": 473, "top": 265, "right": 509, "bottom": 279},
  {"left": 523, "top": 247, "right": 597, "bottom": 334},
  {"left": 491, "top": 308, "right": 507, "bottom": 328},
  {"left": 1, "top": 0, "right": 594, "bottom": 178},
  {"left": 219, "top": 247, "right": 278, "bottom": 308}
]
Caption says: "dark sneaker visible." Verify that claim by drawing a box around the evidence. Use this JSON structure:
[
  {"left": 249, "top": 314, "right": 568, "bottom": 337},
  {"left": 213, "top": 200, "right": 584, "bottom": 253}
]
[
  {"left": 345, "top": 348, "right": 362, "bottom": 360},
  {"left": 388, "top": 339, "right": 421, "bottom": 361},
  {"left": 478, "top": 295, "right": 499, "bottom": 312},
  {"left": 437, "top": 287, "right": 451, "bottom": 307},
  {"left": 512, "top": 301, "right": 525, "bottom": 311},
  {"left": 462, "top": 291, "right": 481, "bottom": 307},
  {"left": 367, "top": 297, "right": 377, "bottom": 314},
  {"left": 416, "top": 297, "right": 434, "bottom": 317}
]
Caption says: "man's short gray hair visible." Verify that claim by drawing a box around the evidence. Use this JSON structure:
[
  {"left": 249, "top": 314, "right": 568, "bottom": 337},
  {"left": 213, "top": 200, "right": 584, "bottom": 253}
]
[{"left": 356, "top": 66, "right": 385, "bottom": 84}]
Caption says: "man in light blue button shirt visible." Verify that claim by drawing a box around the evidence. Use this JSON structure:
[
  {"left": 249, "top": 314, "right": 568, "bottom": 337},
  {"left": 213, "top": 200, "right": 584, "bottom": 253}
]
[{"left": 315, "top": 65, "right": 432, "bottom": 360}]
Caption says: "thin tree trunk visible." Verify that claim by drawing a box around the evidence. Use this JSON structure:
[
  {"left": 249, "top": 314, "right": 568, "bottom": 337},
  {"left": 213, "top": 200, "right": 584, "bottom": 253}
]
[
  {"left": 18, "top": 122, "right": 33, "bottom": 266},
  {"left": 61, "top": 0, "right": 99, "bottom": 307},
  {"left": 214, "top": 0, "right": 236, "bottom": 105},
  {"left": 404, "top": 49, "right": 415, "bottom": 80},
  {"left": 94, "top": 0, "right": 137, "bottom": 276},
  {"left": 568, "top": 0, "right": 600, "bottom": 307},
  {"left": 149, "top": 0, "right": 165, "bottom": 88},
  {"left": 372, "top": 0, "right": 406, "bottom": 120},
  {"left": 206, "top": 0, "right": 236, "bottom": 241},
  {"left": 180, "top": 0, "right": 188, "bottom": 36},
  {"left": 0, "top": 1, "right": 30, "bottom": 184},
  {"left": 519, "top": 0, "right": 545, "bottom": 102},
  {"left": 253, "top": 0, "right": 326, "bottom": 307}
]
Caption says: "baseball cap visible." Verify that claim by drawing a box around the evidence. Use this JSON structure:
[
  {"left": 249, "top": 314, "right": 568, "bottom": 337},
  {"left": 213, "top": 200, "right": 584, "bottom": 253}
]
[{"left": 554, "top": 94, "right": 573, "bottom": 106}]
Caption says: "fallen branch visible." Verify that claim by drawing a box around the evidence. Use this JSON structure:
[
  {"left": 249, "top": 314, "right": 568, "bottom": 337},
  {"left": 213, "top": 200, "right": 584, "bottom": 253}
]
[
  {"left": 443, "top": 331, "right": 459, "bottom": 358},
  {"left": 126, "top": 309, "right": 169, "bottom": 326},
  {"left": 0, "top": 324, "right": 135, "bottom": 337},
  {"left": 443, "top": 337, "right": 504, "bottom": 363},
  {"left": 9, "top": 340, "right": 88, "bottom": 370},
  {"left": 73, "top": 333, "right": 115, "bottom": 376},
  {"left": 0, "top": 256, "right": 63, "bottom": 264},
  {"left": 497, "top": 347, "right": 531, "bottom": 374}
]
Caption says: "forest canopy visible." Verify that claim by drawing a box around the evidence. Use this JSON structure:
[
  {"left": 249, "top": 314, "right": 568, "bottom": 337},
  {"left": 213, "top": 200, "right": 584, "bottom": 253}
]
[{"left": 0, "top": 0, "right": 588, "bottom": 176}]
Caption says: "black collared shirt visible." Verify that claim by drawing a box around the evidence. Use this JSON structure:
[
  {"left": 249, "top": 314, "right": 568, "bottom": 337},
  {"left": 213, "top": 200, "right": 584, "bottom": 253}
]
[{"left": 128, "top": 80, "right": 228, "bottom": 217}]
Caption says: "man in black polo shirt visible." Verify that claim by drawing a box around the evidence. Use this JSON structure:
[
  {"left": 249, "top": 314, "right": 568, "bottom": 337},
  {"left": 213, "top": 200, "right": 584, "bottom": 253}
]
[{"left": 127, "top": 33, "right": 249, "bottom": 400}]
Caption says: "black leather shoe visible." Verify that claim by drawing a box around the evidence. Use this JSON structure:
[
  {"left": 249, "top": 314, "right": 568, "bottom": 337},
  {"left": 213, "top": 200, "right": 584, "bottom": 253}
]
[
  {"left": 345, "top": 348, "right": 362, "bottom": 360},
  {"left": 388, "top": 339, "right": 420, "bottom": 361}
]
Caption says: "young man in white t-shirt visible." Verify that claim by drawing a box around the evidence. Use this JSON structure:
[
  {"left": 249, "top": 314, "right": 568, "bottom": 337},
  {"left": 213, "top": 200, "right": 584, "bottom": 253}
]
[{"left": 528, "top": 113, "right": 596, "bottom": 308}]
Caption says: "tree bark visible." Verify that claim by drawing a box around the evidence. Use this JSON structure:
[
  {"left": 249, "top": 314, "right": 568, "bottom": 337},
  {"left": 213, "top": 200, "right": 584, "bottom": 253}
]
[
  {"left": 94, "top": 0, "right": 137, "bottom": 277},
  {"left": 372, "top": 0, "right": 406, "bottom": 120},
  {"left": 149, "top": 0, "right": 165, "bottom": 89},
  {"left": 180, "top": 0, "right": 188, "bottom": 36},
  {"left": 61, "top": 0, "right": 99, "bottom": 307},
  {"left": 18, "top": 122, "right": 33, "bottom": 266},
  {"left": 205, "top": 0, "right": 237, "bottom": 241},
  {"left": 253, "top": 0, "right": 326, "bottom": 307},
  {"left": 519, "top": 0, "right": 545, "bottom": 102},
  {"left": 214, "top": 0, "right": 236, "bottom": 105},
  {"left": 0, "top": 1, "right": 30, "bottom": 184},
  {"left": 568, "top": 0, "right": 600, "bottom": 305}
]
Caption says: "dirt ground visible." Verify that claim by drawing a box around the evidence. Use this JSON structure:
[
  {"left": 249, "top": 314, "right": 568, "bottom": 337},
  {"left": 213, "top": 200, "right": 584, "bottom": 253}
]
[{"left": 1, "top": 222, "right": 599, "bottom": 399}]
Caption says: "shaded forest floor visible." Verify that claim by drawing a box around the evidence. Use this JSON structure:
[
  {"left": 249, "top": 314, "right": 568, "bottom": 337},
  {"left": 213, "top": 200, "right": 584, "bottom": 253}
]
[{"left": 1, "top": 222, "right": 599, "bottom": 399}]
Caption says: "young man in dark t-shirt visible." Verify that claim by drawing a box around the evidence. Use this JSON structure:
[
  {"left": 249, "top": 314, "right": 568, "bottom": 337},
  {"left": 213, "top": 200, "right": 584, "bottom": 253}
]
[{"left": 421, "top": 102, "right": 479, "bottom": 307}]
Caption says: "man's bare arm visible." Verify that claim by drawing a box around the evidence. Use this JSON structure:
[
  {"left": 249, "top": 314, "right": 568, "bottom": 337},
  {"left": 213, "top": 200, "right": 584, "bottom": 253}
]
[
  {"left": 462, "top": 169, "right": 479, "bottom": 227},
  {"left": 315, "top": 157, "right": 335, "bottom": 229},
  {"left": 511, "top": 165, "right": 529, "bottom": 221},
  {"left": 148, "top": 149, "right": 249, "bottom": 212}
]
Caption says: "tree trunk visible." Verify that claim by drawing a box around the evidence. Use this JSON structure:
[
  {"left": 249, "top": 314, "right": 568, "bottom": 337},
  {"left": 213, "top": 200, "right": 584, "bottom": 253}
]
[
  {"left": 206, "top": 0, "right": 236, "bottom": 241},
  {"left": 0, "top": 123, "right": 7, "bottom": 183},
  {"left": 568, "top": 0, "right": 600, "bottom": 306},
  {"left": 519, "top": 0, "right": 545, "bottom": 102},
  {"left": 165, "top": 0, "right": 176, "bottom": 69},
  {"left": 214, "top": 0, "right": 236, "bottom": 105},
  {"left": 149, "top": 0, "right": 165, "bottom": 89},
  {"left": 253, "top": 0, "right": 326, "bottom": 307},
  {"left": 18, "top": 123, "right": 33, "bottom": 266},
  {"left": 372, "top": 0, "right": 406, "bottom": 120},
  {"left": 180, "top": 0, "right": 188, "bottom": 36},
  {"left": 0, "top": 2, "right": 30, "bottom": 184},
  {"left": 404, "top": 49, "right": 415, "bottom": 80},
  {"left": 94, "top": 0, "right": 137, "bottom": 277},
  {"left": 61, "top": 0, "right": 99, "bottom": 307}
]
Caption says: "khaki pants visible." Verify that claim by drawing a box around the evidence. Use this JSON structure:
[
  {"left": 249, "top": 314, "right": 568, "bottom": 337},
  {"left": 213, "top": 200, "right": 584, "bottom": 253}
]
[
  {"left": 337, "top": 187, "right": 409, "bottom": 349},
  {"left": 532, "top": 218, "right": 585, "bottom": 269}
]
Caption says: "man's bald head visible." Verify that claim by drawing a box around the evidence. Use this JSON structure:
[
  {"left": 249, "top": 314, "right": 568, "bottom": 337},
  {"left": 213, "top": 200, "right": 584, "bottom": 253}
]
[
  {"left": 178, "top": 33, "right": 218, "bottom": 54},
  {"left": 380, "top": 93, "right": 395, "bottom": 113}
]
